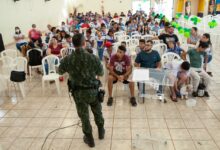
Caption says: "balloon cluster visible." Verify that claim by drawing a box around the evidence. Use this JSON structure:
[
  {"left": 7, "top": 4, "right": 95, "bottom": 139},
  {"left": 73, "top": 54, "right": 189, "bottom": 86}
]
[
  {"left": 175, "top": 13, "right": 182, "bottom": 19},
  {"left": 171, "top": 22, "right": 191, "bottom": 38},
  {"left": 190, "top": 16, "right": 201, "bottom": 25},
  {"left": 208, "top": 20, "right": 218, "bottom": 29},
  {"left": 184, "top": 15, "right": 189, "bottom": 20}
]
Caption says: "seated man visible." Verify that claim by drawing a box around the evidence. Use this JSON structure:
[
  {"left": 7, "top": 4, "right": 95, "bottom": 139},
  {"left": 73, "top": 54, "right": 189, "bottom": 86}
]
[
  {"left": 134, "top": 40, "right": 162, "bottom": 97},
  {"left": 107, "top": 45, "right": 137, "bottom": 106},
  {"left": 187, "top": 42, "right": 210, "bottom": 97},
  {"left": 121, "top": 41, "right": 131, "bottom": 57},
  {"left": 135, "top": 39, "right": 145, "bottom": 54},
  {"left": 103, "top": 42, "right": 114, "bottom": 70}
]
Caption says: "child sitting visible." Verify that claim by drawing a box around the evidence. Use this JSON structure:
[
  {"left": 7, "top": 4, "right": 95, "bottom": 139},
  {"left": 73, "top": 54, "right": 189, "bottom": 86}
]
[
  {"left": 167, "top": 41, "right": 186, "bottom": 60},
  {"left": 174, "top": 71, "right": 191, "bottom": 99}
]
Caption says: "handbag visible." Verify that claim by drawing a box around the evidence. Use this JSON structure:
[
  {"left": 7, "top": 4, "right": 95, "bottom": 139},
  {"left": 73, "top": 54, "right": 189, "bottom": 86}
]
[{"left": 10, "top": 71, "right": 26, "bottom": 82}]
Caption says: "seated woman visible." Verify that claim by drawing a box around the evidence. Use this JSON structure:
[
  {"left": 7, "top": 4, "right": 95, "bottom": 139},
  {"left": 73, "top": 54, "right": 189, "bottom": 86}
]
[
  {"left": 14, "top": 26, "right": 27, "bottom": 51},
  {"left": 47, "top": 36, "right": 63, "bottom": 57},
  {"left": 167, "top": 41, "right": 186, "bottom": 60},
  {"left": 187, "top": 27, "right": 200, "bottom": 45},
  {"left": 105, "top": 29, "right": 115, "bottom": 43}
]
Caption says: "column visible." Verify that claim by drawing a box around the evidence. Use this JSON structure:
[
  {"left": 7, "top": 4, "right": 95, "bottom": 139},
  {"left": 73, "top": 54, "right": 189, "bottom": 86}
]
[
  {"left": 176, "top": 0, "right": 185, "bottom": 14},
  {"left": 197, "top": 0, "right": 205, "bottom": 17}
]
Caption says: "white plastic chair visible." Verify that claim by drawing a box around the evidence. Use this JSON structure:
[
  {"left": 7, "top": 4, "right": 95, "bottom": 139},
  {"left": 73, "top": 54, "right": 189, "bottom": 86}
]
[
  {"left": 1, "top": 49, "right": 18, "bottom": 58},
  {"left": 26, "top": 48, "right": 43, "bottom": 81},
  {"left": 0, "top": 56, "right": 14, "bottom": 95},
  {"left": 42, "top": 55, "right": 61, "bottom": 95},
  {"left": 11, "top": 57, "right": 28, "bottom": 98},
  {"left": 130, "top": 39, "right": 139, "bottom": 47},
  {"left": 152, "top": 43, "right": 167, "bottom": 57},
  {"left": 131, "top": 31, "right": 140, "bottom": 36},
  {"left": 152, "top": 40, "right": 161, "bottom": 45},
  {"left": 60, "top": 47, "right": 74, "bottom": 59},
  {"left": 141, "top": 34, "right": 154, "bottom": 41},
  {"left": 131, "top": 34, "right": 141, "bottom": 40},
  {"left": 149, "top": 31, "right": 157, "bottom": 36},
  {"left": 161, "top": 52, "right": 181, "bottom": 68},
  {"left": 117, "top": 35, "right": 130, "bottom": 42}
]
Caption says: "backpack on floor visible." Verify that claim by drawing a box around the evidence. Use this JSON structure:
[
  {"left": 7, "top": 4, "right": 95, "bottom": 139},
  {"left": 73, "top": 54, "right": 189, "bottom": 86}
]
[{"left": 197, "top": 82, "right": 206, "bottom": 97}]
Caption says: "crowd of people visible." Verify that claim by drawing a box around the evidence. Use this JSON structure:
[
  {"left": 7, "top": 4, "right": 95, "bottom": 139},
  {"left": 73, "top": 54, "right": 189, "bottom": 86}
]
[{"left": 13, "top": 10, "right": 213, "bottom": 105}]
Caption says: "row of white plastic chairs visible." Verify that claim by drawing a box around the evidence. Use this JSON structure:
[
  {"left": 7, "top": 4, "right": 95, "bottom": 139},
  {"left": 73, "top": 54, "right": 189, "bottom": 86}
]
[{"left": 0, "top": 49, "right": 63, "bottom": 96}]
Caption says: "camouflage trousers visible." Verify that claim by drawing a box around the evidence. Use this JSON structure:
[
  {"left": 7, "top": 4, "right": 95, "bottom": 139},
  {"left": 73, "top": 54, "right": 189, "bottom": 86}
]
[{"left": 72, "top": 89, "right": 104, "bottom": 136}]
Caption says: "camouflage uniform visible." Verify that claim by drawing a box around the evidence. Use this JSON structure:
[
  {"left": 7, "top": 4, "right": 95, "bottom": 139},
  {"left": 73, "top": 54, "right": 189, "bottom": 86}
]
[{"left": 59, "top": 48, "right": 104, "bottom": 136}]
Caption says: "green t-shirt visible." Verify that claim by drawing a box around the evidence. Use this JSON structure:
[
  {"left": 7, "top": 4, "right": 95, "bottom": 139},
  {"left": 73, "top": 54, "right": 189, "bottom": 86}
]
[{"left": 187, "top": 48, "right": 207, "bottom": 68}]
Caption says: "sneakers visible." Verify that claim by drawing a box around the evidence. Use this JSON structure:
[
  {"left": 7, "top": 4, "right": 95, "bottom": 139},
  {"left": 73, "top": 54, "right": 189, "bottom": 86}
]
[
  {"left": 98, "top": 127, "right": 105, "bottom": 140},
  {"left": 204, "top": 91, "right": 210, "bottom": 97},
  {"left": 192, "top": 91, "right": 198, "bottom": 97},
  {"left": 107, "top": 97, "right": 113, "bottom": 106},
  {"left": 83, "top": 134, "right": 95, "bottom": 148},
  {"left": 130, "top": 97, "right": 137, "bottom": 106}
]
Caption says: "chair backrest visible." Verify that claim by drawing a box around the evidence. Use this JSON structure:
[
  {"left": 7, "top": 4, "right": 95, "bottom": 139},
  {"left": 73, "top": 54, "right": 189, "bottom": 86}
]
[
  {"left": 131, "top": 34, "right": 141, "bottom": 40},
  {"left": 131, "top": 31, "right": 139, "bottom": 36},
  {"left": 114, "top": 31, "right": 126, "bottom": 38},
  {"left": 42, "top": 55, "right": 60, "bottom": 75},
  {"left": 130, "top": 39, "right": 139, "bottom": 47},
  {"left": 60, "top": 47, "right": 74, "bottom": 59},
  {"left": 13, "top": 57, "right": 28, "bottom": 72},
  {"left": 152, "top": 43, "right": 167, "bottom": 56},
  {"left": 161, "top": 52, "right": 181, "bottom": 68},
  {"left": 152, "top": 40, "right": 161, "bottom": 45},
  {"left": 0, "top": 56, "right": 14, "bottom": 75},
  {"left": 26, "top": 48, "right": 43, "bottom": 66},
  {"left": 117, "top": 35, "right": 130, "bottom": 42},
  {"left": 141, "top": 34, "right": 154, "bottom": 41},
  {"left": 1, "top": 49, "right": 18, "bottom": 58},
  {"left": 149, "top": 31, "right": 157, "bottom": 36}
]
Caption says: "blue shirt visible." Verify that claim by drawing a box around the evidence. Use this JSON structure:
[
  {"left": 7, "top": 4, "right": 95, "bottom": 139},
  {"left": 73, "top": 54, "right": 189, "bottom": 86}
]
[
  {"left": 135, "top": 50, "right": 161, "bottom": 68},
  {"left": 167, "top": 46, "right": 183, "bottom": 56}
]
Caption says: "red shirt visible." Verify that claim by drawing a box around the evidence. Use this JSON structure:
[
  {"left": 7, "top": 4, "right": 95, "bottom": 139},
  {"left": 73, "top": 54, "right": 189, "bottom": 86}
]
[
  {"left": 110, "top": 54, "right": 130, "bottom": 75},
  {"left": 49, "top": 44, "right": 62, "bottom": 55},
  {"left": 28, "top": 29, "right": 41, "bottom": 40},
  {"left": 81, "top": 23, "right": 90, "bottom": 28}
]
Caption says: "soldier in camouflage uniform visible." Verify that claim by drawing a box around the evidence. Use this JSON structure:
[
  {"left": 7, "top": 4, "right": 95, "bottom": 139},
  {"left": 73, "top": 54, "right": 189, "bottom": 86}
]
[{"left": 58, "top": 33, "right": 105, "bottom": 148}]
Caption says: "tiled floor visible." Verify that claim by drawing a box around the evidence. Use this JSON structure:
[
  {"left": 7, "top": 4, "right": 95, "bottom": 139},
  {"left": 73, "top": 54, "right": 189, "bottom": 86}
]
[{"left": 0, "top": 50, "right": 220, "bottom": 150}]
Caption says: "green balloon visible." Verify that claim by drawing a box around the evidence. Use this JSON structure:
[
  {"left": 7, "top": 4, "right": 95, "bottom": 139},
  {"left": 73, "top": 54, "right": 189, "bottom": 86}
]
[{"left": 184, "top": 32, "right": 190, "bottom": 38}]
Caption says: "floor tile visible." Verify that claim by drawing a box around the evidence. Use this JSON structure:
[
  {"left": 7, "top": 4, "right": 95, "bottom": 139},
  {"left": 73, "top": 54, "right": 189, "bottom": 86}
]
[
  {"left": 173, "top": 140, "right": 197, "bottom": 150},
  {"left": 194, "top": 140, "right": 219, "bottom": 150},
  {"left": 49, "top": 139, "right": 72, "bottom": 150},
  {"left": 170, "top": 129, "right": 191, "bottom": 140},
  {"left": 111, "top": 140, "right": 131, "bottom": 150},
  {"left": 113, "top": 119, "right": 131, "bottom": 128},
  {"left": 148, "top": 119, "right": 167, "bottom": 129},
  {"left": 112, "top": 128, "right": 131, "bottom": 140},
  {"left": 28, "top": 138, "right": 52, "bottom": 150},
  {"left": 9, "top": 138, "right": 33, "bottom": 150},
  {"left": 188, "top": 129, "right": 212, "bottom": 140},
  {"left": 150, "top": 128, "right": 171, "bottom": 140},
  {"left": 166, "top": 119, "right": 186, "bottom": 129}
]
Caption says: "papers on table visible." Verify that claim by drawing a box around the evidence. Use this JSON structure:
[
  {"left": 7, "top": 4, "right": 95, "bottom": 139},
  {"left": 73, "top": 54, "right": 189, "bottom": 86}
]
[{"left": 132, "top": 68, "right": 149, "bottom": 82}]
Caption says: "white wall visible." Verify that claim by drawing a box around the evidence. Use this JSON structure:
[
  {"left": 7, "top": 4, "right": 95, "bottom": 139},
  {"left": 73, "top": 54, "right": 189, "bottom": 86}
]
[
  {"left": 0, "top": 0, "right": 70, "bottom": 45},
  {"left": 73, "top": 0, "right": 132, "bottom": 14},
  {"left": 0, "top": 0, "right": 133, "bottom": 45}
]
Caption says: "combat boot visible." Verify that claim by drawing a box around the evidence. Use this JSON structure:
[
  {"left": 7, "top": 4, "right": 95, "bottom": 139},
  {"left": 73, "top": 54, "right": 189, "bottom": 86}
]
[
  {"left": 83, "top": 134, "right": 95, "bottom": 147},
  {"left": 98, "top": 127, "right": 105, "bottom": 140}
]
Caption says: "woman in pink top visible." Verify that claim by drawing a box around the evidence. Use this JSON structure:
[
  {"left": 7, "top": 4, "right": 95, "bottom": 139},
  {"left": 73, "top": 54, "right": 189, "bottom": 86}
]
[{"left": 47, "top": 36, "right": 63, "bottom": 57}]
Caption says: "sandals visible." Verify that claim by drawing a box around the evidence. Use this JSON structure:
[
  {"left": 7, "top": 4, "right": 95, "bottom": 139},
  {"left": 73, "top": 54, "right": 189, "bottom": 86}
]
[{"left": 170, "top": 95, "right": 178, "bottom": 102}]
